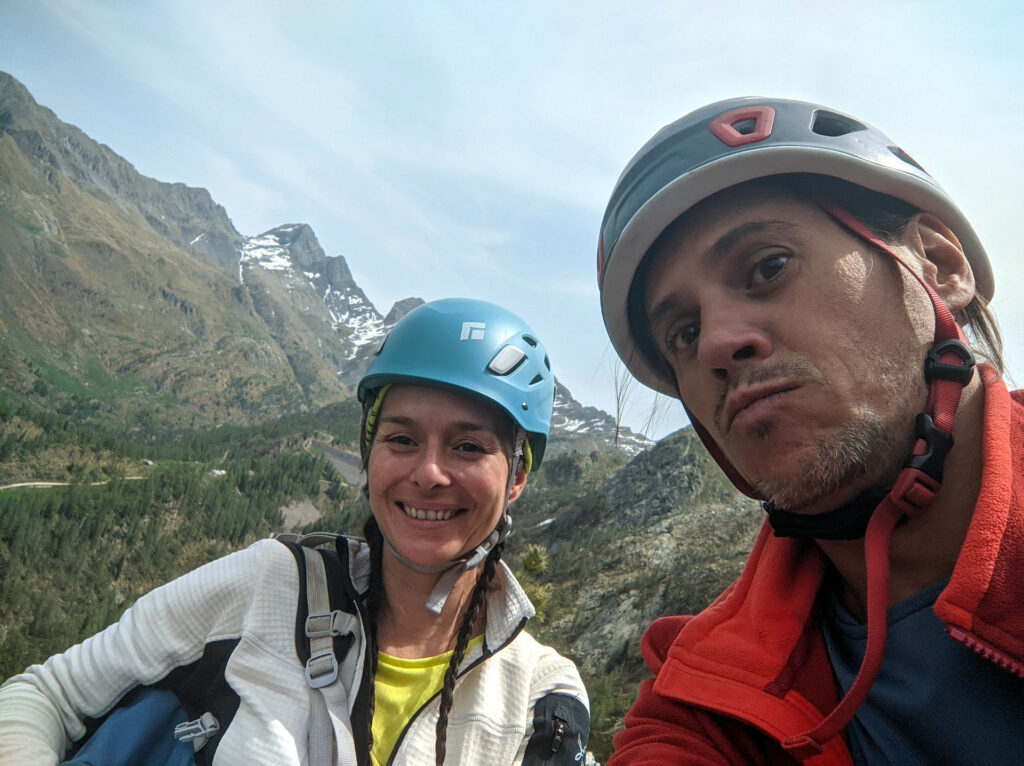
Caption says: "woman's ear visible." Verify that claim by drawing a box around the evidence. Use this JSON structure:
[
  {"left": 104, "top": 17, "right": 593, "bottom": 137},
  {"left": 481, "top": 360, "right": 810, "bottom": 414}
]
[
  {"left": 902, "top": 213, "right": 976, "bottom": 313},
  {"left": 506, "top": 468, "right": 529, "bottom": 505}
]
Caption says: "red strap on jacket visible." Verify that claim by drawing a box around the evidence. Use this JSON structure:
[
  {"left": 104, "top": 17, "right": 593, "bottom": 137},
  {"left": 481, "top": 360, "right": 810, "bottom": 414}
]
[{"left": 781, "top": 201, "right": 974, "bottom": 757}]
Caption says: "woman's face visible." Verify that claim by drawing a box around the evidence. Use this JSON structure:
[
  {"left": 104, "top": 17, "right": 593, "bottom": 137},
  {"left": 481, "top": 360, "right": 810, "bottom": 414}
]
[{"left": 367, "top": 384, "right": 526, "bottom": 570}]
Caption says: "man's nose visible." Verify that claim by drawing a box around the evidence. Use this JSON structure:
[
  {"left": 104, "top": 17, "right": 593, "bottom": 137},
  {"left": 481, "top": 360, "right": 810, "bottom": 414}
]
[{"left": 696, "top": 305, "right": 774, "bottom": 378}]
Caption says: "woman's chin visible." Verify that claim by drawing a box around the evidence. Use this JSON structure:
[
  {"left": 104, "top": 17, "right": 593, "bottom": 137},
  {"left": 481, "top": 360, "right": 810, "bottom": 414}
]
[{"left": 388, "top": 544, "right": 463, "bottom": 572}]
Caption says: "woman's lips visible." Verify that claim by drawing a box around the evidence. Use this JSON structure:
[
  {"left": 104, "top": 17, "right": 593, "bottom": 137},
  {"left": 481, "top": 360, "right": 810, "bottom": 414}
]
[{"left": 400, "top": 503, "right": 460, "bottom": 521}]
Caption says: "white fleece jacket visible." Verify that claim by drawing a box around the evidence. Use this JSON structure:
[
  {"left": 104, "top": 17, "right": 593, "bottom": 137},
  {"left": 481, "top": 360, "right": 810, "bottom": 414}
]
[{"left": 0, "top": 537, "right": 589, "bottom": 766}]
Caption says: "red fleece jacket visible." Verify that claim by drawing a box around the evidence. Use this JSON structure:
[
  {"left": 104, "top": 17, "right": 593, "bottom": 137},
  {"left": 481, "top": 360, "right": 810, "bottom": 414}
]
[{"left": 609, "top": 367, "right": 1024, "bottom": 765}]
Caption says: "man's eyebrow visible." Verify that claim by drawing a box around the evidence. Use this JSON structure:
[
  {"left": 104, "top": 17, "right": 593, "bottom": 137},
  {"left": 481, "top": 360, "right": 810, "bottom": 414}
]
[
  {"left": 706, "top": 219, "right": 800, "bottom": 265},
  {"left": 647, "top": 294, "right": 680, "bottom": 331},
  {"left": 646, "top": 219, "right": 801, "bottom": 329}
]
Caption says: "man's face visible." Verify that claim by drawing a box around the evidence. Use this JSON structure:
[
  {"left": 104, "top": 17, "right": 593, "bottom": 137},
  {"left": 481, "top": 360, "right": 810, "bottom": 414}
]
[{"left": 643, "top": 184, "right": 935, "bottom": 514}]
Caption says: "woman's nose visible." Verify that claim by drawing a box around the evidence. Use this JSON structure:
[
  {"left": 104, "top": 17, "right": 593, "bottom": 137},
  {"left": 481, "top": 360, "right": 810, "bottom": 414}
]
[{"left": 409, "top": 449, "right": 451, "bottom": 489}]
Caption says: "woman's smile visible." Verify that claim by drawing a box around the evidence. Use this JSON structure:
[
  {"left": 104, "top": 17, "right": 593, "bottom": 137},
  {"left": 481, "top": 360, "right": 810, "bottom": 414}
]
[{"left": 399, "top": 503, "right": 461, "bottom": 522}]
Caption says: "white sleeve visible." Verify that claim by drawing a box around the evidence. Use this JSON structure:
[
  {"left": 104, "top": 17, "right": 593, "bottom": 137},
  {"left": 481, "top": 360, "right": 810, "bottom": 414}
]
[{"left": 0, "top": 538, "right": 288, "bottom": 766}]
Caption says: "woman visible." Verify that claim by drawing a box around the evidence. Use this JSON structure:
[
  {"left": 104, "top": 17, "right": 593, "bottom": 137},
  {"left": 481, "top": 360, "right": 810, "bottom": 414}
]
[{"left": 0, "top": 298, "right": 590, "bottom": 766}]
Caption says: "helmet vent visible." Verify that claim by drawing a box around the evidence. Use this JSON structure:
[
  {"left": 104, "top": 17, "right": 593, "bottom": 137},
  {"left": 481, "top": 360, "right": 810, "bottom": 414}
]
[
  {"left": 732, "top": 118, "right": 758, "bottom": 135},
  {"left": 888, "top": 145, "right": 925, "bottom": 171},
  {"left": 488, "top": 345, "right": 526, "bottom": 375},
  {"left": 543, "top": 354, "right": 551, "bottom": 371},
  {"left": 522, "top": 335, "right": 538, "bottom": 347},
  {"left": 811, "top": 110, "right": 867, "bottom": 137},
  {"left": 530, "top": 374, "right": 543, "bottom": 385}
]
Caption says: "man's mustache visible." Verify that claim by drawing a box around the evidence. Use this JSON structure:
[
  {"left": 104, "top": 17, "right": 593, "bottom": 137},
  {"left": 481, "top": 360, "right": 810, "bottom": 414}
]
[{"left": 713, "top": 359, "right": 828, "bottom": 432}]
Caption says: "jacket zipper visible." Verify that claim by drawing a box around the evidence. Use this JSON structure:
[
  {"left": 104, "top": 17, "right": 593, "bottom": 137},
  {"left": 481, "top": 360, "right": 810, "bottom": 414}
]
[
  {"left": 550, "top": 715, "right": 567, "bottom": 755},
  {"left": 947, "top": 626, "right": 1024, "bottom": 678}
]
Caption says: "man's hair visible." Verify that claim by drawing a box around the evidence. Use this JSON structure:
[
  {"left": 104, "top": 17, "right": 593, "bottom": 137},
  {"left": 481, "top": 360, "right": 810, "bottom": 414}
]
[{"left": 628, "top": 174, "right": 1004, "bottom": 376}]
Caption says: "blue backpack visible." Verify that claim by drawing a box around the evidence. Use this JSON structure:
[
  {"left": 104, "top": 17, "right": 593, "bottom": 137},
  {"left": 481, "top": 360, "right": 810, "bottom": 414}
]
[{"left": 60, "top": 686, "right": 212, "bottom": 766}]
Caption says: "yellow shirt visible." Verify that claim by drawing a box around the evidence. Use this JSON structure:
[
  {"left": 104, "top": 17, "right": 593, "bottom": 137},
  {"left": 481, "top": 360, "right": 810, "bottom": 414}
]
[{"left": 370, "top": 636, "right": 485, "bottom": 766}]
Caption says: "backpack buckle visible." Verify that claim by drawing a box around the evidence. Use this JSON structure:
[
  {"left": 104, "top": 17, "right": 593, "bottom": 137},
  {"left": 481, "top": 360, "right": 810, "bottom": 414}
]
[
  {"left": 305, "top": 610, "right": 342, "bottom": 639},
  {"left": 306, "top": 609, "right": 358, "bottom": 639},
  {"left": 305, "top": 650, "right": 340, "bottom": 688},
  {"left": 174, "top": 712, "right": 220, "bottom": 751}
]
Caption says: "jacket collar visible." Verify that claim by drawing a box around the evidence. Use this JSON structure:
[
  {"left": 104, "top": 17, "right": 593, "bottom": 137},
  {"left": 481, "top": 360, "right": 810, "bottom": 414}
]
[
  {"left": 935, "top": 368, "right": 1024, "bottom": 671},
  {"left": 343, "top": 538, "right": 533, "bottom": 655}
]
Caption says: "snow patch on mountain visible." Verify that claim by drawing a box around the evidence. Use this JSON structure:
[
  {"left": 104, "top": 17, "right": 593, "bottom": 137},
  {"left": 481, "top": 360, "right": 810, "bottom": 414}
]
[
  {"left": 240, "top": 231, "right": 297, "bottom": 274},
  {"left": 240, "top": 225, "right": 390, "bottom": 366}
]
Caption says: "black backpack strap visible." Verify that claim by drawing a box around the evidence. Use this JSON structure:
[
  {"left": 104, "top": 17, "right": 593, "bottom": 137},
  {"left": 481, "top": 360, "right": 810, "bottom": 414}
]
[{"left": 277, "top": 533, "right": 370, "bottom": 766}]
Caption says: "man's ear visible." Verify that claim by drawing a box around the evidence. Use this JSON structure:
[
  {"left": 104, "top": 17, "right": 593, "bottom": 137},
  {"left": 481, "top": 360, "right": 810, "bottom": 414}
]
[{"left": 902, "top": 213, "right": 976, "bottom": 312}]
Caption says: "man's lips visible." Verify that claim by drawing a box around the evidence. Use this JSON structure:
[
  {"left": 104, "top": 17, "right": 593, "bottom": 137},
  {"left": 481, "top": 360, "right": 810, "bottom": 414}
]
[{"left": 721, "top": 382, "right": 800, "bottom": 432}]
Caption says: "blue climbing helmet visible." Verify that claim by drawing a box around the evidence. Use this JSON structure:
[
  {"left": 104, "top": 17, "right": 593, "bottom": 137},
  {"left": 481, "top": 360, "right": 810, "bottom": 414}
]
[
  {"left": 357, "top": 298, "right": 554, "bottom": 470},
  {"left": 598, "top": 96, "right": 993, "bottom": 397}
]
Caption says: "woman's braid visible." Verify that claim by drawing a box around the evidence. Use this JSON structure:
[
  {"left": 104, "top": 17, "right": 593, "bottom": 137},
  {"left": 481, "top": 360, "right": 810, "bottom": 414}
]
[
  {"left": 433, "top": 526, "right": 505, "bottom": 765},
  {"left": 362, "top": 516, "right": 385, "bottom": 757}
]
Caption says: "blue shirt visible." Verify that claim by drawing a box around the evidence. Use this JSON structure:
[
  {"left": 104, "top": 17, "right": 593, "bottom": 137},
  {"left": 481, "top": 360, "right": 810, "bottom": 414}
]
[{"left": 822, "top": 579, "right": 1024, "bottom": 765}]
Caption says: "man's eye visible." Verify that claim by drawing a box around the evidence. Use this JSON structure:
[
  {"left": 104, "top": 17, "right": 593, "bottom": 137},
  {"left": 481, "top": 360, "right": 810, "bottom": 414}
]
[
  {"left": 666, "top": 322, "right": 700, "bottom": 352},
  {"left": 749, "top": 253, "right": 790, "bottom": 287}
]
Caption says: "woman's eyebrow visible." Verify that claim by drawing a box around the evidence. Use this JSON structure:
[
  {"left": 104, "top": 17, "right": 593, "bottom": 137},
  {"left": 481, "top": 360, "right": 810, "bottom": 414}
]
[
  {"left": 378, "top": 415, "right": 493, "bottom": 433},
  {"left": 378, "top": 415, "right": 414, "bottom": 427}
]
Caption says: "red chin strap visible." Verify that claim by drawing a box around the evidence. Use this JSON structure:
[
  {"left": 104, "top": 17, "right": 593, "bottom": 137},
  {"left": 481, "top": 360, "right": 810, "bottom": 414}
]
[{"left": 780, "top": 201, "right": 976, "bottom": 758}]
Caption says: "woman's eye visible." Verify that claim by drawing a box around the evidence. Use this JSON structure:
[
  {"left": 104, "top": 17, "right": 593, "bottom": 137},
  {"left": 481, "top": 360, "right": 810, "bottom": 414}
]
[
  {"left": 455, "top": 441, "right": 484, "bottom": 454},
  {"left": 749, "top": 253, "right": 790, "bottom": 287},
  {"left": 384, "top": 434, "right": 415, "bottom": 447}
]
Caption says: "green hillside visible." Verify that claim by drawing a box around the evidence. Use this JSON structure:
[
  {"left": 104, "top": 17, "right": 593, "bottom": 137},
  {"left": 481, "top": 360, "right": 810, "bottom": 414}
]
[{"left": 0, "top": 394, "right": 367, "bottom": 675}]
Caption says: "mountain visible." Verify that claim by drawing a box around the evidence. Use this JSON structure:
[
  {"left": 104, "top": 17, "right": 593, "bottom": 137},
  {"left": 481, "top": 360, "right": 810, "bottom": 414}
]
[
  {"left": 237, "top": 222, "right": 641, "bottom": 449},
  {"left": 0, "top": 71, "right": 642, "bottom": 448},
  {"left": 0, "top": 73, "right": 241, "bottom": 272},
  {"left": 506, "top": 426, "right": 761, "bottom": 755},
  {"left": 0, "top": 72, "right": 310, "bottom": 429},
  {"left": 0, "top": 72, "right": 757, "bottom": 760},
  {"left": 519, "top": 428, "right": 761, "bottom": 669}
]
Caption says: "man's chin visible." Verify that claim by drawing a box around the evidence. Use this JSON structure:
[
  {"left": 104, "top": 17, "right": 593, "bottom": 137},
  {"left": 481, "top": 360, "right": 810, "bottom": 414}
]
[
  {"left": 751, "top": 471, "right": 869, "bottom": 515},
  {"left": 745, "top": 417, "right": 902, "bottom": 513}
]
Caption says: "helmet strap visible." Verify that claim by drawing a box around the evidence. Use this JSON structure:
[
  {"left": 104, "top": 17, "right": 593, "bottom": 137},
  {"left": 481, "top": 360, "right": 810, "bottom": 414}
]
[
  {"left": 777, "top": 199, "right": 976, "bottom": 758},
  {"left": 766, "top": 200, "right": 975, "bottom": 540},
  {"left": 363, "top": 384, "right": 391, "bottom": 454},
  {"left": 764, "top": 486, "right": 889, "bottom": 540}
]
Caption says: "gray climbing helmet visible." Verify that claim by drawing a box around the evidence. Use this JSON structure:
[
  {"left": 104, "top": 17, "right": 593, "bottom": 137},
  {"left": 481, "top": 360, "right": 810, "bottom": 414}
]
[{"left": 597, "top": 96, "right": 993, "bottom": 397}]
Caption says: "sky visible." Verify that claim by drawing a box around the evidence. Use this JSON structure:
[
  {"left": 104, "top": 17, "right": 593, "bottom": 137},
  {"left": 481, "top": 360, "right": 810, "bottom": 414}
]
[{"left": 2, "top": 0, "right": 1022, "bottom": 439}]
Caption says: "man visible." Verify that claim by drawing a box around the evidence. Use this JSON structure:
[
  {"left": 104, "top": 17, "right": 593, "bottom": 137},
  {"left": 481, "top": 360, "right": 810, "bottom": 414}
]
[{"left": 597, "top": 98, "right": 1023, "bottom": 764}]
